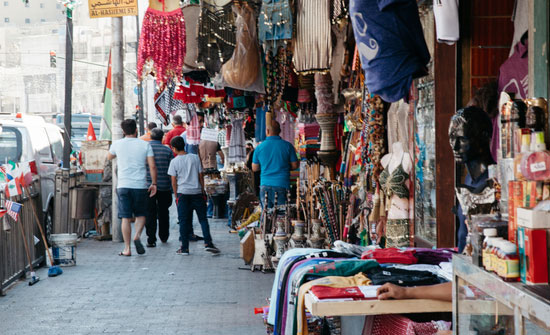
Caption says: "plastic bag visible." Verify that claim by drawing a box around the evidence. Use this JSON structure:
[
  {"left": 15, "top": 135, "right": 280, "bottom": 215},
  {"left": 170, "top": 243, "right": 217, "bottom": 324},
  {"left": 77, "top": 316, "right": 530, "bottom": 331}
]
[{"left": 221, "top": 3, "right": 265, "bottom": 93}]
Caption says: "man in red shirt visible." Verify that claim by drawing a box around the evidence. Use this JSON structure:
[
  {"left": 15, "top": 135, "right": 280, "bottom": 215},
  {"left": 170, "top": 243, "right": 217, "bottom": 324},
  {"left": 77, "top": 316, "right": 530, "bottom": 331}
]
[{"left": 162, "top": 115, "right": 186, "bottom": 145}]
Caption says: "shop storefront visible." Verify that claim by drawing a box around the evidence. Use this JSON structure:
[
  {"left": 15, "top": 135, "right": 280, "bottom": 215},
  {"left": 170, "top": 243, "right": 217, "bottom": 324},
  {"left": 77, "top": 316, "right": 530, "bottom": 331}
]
[{"left": 129, "top": 0, "right": 550, "bottom": 333}]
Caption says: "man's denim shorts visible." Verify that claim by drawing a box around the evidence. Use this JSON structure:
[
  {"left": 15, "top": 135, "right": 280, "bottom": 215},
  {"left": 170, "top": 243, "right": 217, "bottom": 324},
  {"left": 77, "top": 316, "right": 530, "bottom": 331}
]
[{"left": 117, "top": 188, "right": 148, "bottom": 218}]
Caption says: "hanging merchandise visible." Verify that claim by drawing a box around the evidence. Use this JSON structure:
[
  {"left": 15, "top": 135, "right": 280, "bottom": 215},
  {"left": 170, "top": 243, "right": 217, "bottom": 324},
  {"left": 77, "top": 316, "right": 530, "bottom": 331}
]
[
  {"left": 433, "top": 0, "right": 459, "bottom": 45},
  {"left": 498, "top": 37, "right": 528, "bottom": 99},
  {"left": 258, "top": 0, "right": 293, "bottom": 51},
  {"left": 154, "top": 84, "right": 187, "bottom": 126},
  {"left": 182, "top": 3, "right": 203, "bottom": 70},
  {"left": 186, "top": 111, "right": 202, "bottom": 145},
  {"left": 229, "top": 118, "right": 246, "bottom": 163},
  {"left": 349, "top": 0, "right": 430, "bottom": 103},
  {"left": 265, "top": 47, "right": 293, "bottom": 109},
  {"left": 292, "top": 0, "right": 332, "bottom": 73},
  {"left": 221, "top": 2, "right": 265, "bottom": 93},
  {"left": 198, "top": 0, "right": 236, "bottom": 76},
  {"left": 137, "top": 8, "right": 186, "bottom": 87}
]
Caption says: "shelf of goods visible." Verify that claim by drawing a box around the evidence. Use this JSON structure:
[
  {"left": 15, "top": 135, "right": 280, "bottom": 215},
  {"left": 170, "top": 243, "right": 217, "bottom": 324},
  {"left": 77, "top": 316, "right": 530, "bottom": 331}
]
[{"left": 452, "top": 254, "right": 550, "bottom": 335}]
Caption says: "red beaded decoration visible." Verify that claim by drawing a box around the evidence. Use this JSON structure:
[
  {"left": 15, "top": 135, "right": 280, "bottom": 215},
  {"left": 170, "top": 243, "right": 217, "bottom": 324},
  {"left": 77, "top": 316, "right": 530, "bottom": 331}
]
[{"left": 137, "top": 8, "right": 186, "bottom": 87}]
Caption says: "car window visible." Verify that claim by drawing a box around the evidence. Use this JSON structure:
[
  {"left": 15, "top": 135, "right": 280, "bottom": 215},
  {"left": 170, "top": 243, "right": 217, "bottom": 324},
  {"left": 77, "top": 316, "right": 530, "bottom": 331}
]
[
  {"left": 0, "top": 126, "right": 23, "bottom": 164},
  {"left": 28, "top": 127, "right": 53, "bottom": 163},
  {"left": 45, "top": 127, "right": 63, "bottom": 161}
]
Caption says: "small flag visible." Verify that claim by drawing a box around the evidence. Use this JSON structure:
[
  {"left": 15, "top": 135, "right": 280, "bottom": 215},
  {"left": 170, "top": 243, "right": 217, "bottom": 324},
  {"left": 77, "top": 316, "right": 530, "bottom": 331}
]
[
  {"left": 0, "top": 207, "right": 6, "bottom": 219},
  {"left": 5, "top": 200, "right": 22, "bottom": 221},
  {"left": 5, "top": 178, "right": 22, "bottom": 198},
  {"left": 86, "top": 118, "right": 97, "bottom": 141}
]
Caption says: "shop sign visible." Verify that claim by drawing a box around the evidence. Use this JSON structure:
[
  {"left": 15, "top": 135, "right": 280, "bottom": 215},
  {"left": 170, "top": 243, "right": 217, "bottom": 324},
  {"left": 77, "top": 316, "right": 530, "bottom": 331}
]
[{"left": 88, "top": 0, "right": 138, "bottom": 18}]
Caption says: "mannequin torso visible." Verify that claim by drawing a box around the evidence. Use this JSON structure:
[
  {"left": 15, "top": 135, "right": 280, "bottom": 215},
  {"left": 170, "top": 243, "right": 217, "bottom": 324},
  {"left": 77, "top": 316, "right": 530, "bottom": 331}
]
[
  {"left": 380, "top": 142, "right": 412, "bottom": 220},
  {"left": 148, "top": 0, "right": 181, "bottom": 12}
]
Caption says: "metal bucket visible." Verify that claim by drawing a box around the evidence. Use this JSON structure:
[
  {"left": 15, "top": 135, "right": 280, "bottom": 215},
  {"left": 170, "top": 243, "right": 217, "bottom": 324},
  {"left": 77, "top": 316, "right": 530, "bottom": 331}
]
[{"left": 51, "top": 233, "right": 77, "bottom": 266}]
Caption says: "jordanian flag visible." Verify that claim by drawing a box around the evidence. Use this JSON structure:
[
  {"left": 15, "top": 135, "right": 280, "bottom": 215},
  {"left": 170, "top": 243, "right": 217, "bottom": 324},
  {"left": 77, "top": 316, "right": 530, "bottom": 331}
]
[{"left": 100, "top": 51, "right": 112, "bottom": 140}]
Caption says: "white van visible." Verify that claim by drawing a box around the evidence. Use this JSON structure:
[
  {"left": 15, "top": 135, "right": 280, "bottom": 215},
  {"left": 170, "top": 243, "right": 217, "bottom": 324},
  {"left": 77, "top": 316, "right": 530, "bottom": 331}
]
[{"left": 0, "top": 114, "right": 64, "bottom": 240}]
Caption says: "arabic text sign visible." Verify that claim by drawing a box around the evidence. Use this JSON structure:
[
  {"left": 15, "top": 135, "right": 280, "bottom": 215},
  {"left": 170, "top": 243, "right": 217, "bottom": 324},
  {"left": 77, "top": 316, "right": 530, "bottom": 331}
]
[{"left": 88, "top": 0, "right": 138, "bottom": 18}]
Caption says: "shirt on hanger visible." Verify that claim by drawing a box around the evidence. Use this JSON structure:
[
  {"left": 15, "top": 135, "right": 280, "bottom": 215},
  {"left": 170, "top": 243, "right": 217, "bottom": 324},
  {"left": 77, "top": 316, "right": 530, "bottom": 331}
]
[{"left": 349, "top": 0, "right": 430, "bottom": 103}]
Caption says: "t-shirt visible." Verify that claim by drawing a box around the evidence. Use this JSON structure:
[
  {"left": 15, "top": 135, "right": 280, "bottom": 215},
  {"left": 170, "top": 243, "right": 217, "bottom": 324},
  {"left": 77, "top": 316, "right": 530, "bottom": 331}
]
[
  {"left": 146, "top": 140, "right": 174, "bottom": 191},
  {"left": 433, "top": 0, "right": 459, "bottom": 45},
  {"left": 498, "top": 39, "right": 528, "bottom": 99},
  {"left": 349, "top": 0, "right": 430, "bottom": 103},
  {"left": 198, "top": 140, "right": 221, "bottom": 170},
  {"left": 167, "top": 153, "right": 203, "bottom": 195},
  {"left": 252, "top": 135, "right": 298, "bottom": 189},
  {"left": 109, "top": 138, "right": 154, "bottom": 189},
  {"left": 162, "top": 125, "right": 185, "bottom": 145}
]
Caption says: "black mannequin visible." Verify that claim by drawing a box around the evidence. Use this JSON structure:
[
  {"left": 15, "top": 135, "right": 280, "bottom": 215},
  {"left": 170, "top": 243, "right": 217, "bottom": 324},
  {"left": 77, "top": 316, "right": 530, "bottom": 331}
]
[
  {"left": 449, "top": 106, "right": 496, "bottom": 253},
  {"left": 449, "top": 106, "right": 495, "bottom": 182},
  {"left": 526, "top": 106, "right": 546, "bottom": 131}
]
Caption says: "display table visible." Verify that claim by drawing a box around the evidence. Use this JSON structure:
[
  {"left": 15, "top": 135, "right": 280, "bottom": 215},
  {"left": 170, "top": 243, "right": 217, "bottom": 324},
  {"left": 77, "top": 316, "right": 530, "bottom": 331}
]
[
  {"left": 452, "top": 254, "right": 550, "bottom": 334},
  {"left": 305, "top": 293, "right": 452, "bottom": 317}
]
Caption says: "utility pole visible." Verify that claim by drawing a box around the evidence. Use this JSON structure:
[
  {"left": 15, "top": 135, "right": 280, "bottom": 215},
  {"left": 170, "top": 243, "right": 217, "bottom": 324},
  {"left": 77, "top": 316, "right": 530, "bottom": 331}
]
[
  {"left": 136, "top": 15, "right": 145, "bottom": 135},
  {"left": 62, "top": 14, "right": 73, "bottom": 168},
  {"left": 111, "top": 17, "right": 124, "bottom": 242}
]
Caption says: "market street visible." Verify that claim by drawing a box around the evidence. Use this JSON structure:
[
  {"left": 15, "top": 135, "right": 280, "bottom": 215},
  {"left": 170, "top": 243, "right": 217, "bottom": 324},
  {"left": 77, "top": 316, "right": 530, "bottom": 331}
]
[{"left": 0, "top": 208, "right": 274, "bottom": 335}]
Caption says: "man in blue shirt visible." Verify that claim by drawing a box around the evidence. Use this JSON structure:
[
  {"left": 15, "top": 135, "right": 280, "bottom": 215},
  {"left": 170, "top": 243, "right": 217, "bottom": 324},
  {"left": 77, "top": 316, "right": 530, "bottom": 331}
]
[
  {"left": 145, "top": 128, "right": 174, "bottom": 247},
  {"left": 252, "top": 120, "right": 299, "bottom": 208}
]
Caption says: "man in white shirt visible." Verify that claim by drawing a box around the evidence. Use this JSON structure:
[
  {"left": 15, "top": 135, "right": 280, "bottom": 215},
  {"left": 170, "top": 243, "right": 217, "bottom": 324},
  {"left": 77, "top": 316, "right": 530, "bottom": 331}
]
[{"left": 108, "top": 119, "right": 157, "bottom": 256}]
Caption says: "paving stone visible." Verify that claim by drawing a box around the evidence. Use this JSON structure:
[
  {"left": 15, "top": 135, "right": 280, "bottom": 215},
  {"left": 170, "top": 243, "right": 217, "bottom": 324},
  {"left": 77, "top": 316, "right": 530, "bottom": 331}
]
[{"left": 0, "top": 205, "right": 274, "bottom": 334}]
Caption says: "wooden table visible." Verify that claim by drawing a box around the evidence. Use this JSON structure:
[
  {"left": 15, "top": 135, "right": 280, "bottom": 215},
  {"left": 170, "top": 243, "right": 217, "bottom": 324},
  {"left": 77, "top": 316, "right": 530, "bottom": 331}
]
[{"left": 304, "top": 292, "right": 452, "bottom": 317}]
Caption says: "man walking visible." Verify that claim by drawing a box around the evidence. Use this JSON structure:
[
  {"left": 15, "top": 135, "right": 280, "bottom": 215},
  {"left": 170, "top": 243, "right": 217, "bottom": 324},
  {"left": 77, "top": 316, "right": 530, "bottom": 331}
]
[
  {"left": 162, "top": 115, "right": 186, "bottom": 145},
  {"left": 108, "top": 119, "right": 157, "bottom": 256},
  {"left": 168, "top": 136, "right": 220, "bottom": 255},
  {"left": 252, "top": 120, "right": 299, "bottom": 208},
  {"left": 140, "top": 122, "right": 157, "bottom": 141},
  {"left": 145, "top": 128, "right": 174, "bottom": 247}
]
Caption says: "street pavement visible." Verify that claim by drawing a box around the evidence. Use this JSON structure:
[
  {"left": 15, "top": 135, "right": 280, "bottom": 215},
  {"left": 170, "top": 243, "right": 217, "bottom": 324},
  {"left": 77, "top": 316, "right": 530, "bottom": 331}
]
[{"left": 0, "top": 206, "right": 274, "bottom": 335}]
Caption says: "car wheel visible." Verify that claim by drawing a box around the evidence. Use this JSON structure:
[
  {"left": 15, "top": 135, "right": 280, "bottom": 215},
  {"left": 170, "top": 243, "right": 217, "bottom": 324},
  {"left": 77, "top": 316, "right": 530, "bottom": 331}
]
[{"left": 44, "top": 205, "right": 54, "bottom": 245}]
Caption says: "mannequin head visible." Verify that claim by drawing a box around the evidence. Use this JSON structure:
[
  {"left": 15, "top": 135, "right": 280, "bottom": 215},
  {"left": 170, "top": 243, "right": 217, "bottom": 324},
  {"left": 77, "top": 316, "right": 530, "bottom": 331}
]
[
  {"left": 511, "top": 100, "right": 527, "bottom": 128},
  {"left": 526, "top": 106, "right": 546, "bottom": 130},
  {"left": 449, "top": 106, "right": 494, "bottom": 166}
]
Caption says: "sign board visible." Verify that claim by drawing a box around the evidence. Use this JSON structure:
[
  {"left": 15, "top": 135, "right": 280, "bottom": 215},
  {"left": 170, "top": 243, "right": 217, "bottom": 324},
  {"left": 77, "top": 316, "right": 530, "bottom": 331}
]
[
  {"left": 88, "top": 0, "right": 138, "bottom": 18},
  {"left": 201, "top": 128, "right": 219, "bottom": 142}
]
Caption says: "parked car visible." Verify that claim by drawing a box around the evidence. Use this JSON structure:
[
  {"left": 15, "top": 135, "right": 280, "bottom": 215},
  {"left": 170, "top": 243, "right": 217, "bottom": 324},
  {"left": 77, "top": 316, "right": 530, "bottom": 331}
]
[
  {"left": 55, "top": 113, "right": 101, "bottom": 151},
  {"left": 0, "top": 114, "right": 64, "bottom": 242}
]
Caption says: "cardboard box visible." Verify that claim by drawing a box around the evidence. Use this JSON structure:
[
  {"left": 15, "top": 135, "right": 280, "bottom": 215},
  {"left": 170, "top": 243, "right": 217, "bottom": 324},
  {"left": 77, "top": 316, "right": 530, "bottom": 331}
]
[
  {"left": 517, "top": 227, "right": 549, "bottom": 284},
  {"left": 517, "top": 208, "right": 550, "bottom": 229}
]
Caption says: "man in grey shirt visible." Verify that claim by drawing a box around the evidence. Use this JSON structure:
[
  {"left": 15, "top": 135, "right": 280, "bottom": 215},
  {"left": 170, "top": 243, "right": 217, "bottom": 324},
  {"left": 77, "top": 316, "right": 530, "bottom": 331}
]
[{"left": 168, "top": 136, "right": 219, "bottom": 256}]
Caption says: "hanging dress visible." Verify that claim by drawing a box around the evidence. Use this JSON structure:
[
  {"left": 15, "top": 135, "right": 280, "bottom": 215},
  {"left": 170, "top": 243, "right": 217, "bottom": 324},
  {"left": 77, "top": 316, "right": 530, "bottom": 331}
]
[{"left": 229, "top": 118, "right": 246, "bottom": 163}]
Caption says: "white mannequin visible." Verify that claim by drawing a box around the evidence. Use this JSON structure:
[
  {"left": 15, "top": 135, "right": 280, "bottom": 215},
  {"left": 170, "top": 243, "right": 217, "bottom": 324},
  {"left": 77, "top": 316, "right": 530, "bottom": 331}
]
[{"left": 380, "top": 142, "right": 412, "bottom": 220}]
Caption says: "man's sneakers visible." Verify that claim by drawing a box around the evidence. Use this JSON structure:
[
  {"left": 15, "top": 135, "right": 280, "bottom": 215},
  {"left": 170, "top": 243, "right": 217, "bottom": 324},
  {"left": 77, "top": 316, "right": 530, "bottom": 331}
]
[
  {"left": 205, "top": 243, "right": 220, "bottom": 254},
  {"left": 146, "top": 242, "right": 156, "bottom": 248},
  {"left": 189, "top": 234, "right": 204, "bottom": 242},
  {"left": 176, "top": 248, "right": 190, "bottom": 256}
]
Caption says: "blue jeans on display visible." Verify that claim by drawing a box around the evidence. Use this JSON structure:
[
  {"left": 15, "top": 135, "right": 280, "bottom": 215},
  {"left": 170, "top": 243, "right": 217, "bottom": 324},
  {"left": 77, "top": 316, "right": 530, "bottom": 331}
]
[
  {"left": 259, "top": 186, "right": 288, "bottom": 209},
  {"left": 177, "top": 194, "right": 213, "bottom": 251}
]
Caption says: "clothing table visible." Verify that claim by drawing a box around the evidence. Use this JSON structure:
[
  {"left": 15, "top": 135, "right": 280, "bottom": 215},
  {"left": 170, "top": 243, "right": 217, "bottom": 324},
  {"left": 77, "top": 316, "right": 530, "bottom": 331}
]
[{"left": 304, "top": 293, "right": 452, "bottom": 317}]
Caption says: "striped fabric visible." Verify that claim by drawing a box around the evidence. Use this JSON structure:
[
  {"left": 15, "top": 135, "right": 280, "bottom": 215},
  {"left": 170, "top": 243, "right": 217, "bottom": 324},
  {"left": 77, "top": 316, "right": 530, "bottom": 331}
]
[
  {"left": 217, "top": 129, "right": 226, "bottom": 147},
  {"left": 292, "top": 0, "right": 332, "bottom": 72},
  {"left": 146, "top": 140, "right": 174, "bottom": 191}
]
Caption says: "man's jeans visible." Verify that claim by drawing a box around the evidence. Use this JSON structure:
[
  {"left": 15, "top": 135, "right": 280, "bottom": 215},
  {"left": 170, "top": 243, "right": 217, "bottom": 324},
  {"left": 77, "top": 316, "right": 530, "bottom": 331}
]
[
  {"left": 177, "top": 194, "right": 213, "bottom": 251},
  {"left": 145, "top": 190, "right": 172, "bottom": 244},
  {"left": 259, "top": 186, "right": 288, "bottom": 209}
]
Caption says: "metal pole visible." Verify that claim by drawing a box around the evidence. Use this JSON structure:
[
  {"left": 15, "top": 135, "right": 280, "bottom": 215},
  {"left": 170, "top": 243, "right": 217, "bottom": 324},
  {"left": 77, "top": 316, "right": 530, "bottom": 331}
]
[
  {"left": 111, "top": 17, "right": 124, "bottom": 243},
  {"left": 135, "top": 14, "right": 145, "bottom": 135},
  {"left": 62, "top": 15, "right": 73, "bottom": 168}
]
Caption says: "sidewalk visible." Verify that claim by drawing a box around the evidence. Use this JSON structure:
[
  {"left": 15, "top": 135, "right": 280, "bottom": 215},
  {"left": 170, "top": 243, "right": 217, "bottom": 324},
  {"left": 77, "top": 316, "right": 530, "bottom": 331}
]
[{"left": 0, "top": 206, "right": 274, "bottom": 335}]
